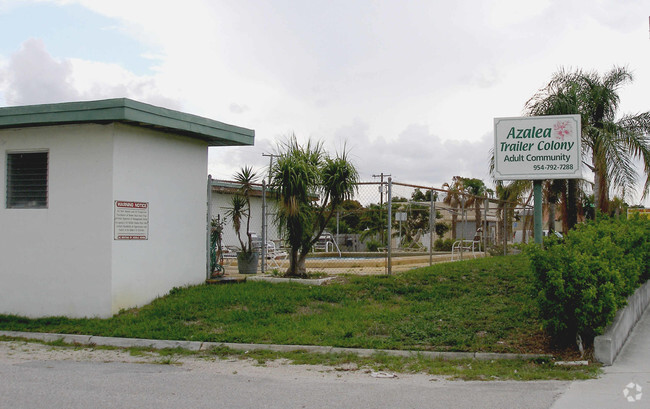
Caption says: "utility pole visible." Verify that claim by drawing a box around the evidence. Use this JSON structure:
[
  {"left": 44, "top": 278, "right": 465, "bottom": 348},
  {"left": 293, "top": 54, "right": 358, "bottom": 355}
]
[
  {"left": 372, "top": 172, "right": 391, "bottom": 245},
  {"left": 261, "top": 153, "right": 280, "bottom": 272},
  {"left": 262, "top": 153, "right": 280, "bottom": 185}
]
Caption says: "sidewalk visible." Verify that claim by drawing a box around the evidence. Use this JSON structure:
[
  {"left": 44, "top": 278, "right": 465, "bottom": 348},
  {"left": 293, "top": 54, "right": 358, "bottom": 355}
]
[{"left": 551, "top": 304, "right": 650, "bottom": 408}]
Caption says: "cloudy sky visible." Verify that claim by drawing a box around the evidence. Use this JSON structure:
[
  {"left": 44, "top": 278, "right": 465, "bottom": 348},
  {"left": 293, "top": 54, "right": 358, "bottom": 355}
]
[{"left": 1, "top": 0, "right": 649, "bottom": 204}]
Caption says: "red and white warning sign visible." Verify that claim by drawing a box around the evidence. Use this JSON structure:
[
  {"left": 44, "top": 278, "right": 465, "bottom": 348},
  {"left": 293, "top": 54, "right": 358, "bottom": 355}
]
[{"left": 114, "top": 201, "right": 149, "bottom": 240}]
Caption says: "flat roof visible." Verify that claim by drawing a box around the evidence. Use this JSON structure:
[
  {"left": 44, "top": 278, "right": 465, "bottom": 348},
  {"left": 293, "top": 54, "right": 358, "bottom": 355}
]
[{"left": 0, "top": 98, "right": 254, "bottom": 146}]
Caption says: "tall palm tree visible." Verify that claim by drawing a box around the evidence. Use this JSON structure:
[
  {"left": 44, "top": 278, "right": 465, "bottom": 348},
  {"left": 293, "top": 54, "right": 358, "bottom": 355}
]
[
  {"left": 525, "top": 68, "right": 583, "bottom": 229},
  {"left": 494, "top": 180, "right": 528, "bottom": 243},
  {"left": 442, "top": 176, "right": 464, "bottom": 240},
  {"left": 462, "top": 177, "right": 488, "bottom": 232},
  {"left": 580, "top": 67, "right": 650, "bottom": 213},
  {"left": 544, "top": 179, "right": 564, "bottom": 233},
  {"left": 527, "top": 66, "right": 650, "bottom": 214}
]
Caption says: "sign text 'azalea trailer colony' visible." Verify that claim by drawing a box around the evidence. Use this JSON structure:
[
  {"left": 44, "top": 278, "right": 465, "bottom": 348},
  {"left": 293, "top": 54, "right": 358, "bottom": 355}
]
[{"left": 494, "top": 115, "right": 582, "bottom": 243}]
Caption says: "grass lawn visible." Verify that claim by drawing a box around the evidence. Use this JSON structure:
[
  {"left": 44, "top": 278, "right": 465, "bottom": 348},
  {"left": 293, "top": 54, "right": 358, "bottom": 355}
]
[
  {"left": 1, "top": 254, "right": 546, "bottom": 354},
  {"left": 1, "top": 254, "right": 602, "bottom": 380}
]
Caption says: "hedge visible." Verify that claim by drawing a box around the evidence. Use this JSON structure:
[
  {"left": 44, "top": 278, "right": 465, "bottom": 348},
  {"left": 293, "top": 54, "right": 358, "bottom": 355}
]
[{"left": 526, "top": 215, "right": 650, "bottom": 344}]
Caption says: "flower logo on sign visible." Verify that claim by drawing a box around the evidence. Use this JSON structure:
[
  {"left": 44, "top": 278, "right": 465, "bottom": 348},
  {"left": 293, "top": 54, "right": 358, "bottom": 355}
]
[{"left": 553, "top": 121, "right": 572, "bottom": 141}]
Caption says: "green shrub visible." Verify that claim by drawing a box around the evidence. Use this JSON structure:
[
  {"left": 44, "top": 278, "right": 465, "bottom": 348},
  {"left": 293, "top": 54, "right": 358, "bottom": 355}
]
[
  {"left": 526, "top": 216, "right": 650, "bottom": 344},
  {"left": 434, "top": 238, "right": 454, "bottom": 251},
  {"left": 365, "top": 239, "right": 381, "bottom": 252}
]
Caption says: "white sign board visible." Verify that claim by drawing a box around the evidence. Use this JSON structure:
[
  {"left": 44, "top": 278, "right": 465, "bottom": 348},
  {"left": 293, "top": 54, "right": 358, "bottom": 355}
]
[
  {"left": 493, "top": 115, "right": 582, "bottom": 180},
  {"left": 114, "top": 201, "right": 149, "bottom": 240}
]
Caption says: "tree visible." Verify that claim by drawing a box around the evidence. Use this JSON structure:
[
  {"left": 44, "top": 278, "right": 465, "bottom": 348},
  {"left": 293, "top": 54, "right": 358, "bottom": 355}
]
[
  {"left": 411, "top": 188, "right": 437, "bottom": 202},
  {"left": 392, "top": 201, "right": 429, "bottom": 249},
  {"left": 442, "top": 176, "right": 464, "bottom": 240},
  {"left": 527, "top": 66, "right": 650, "bottom": 214},
  {"left": 326, "top": 199, "right": 363, "bottom": 234},
  {"left": 443, "top": 176, "right": 490, "bottom": 239},
  {"left": 494, "top": 180, "right": 528, "bottom": 243},
  {"left": 544, "top": 179, "right": 564, "bottom": 233},
  {"left": 462, "top": 177, "right": 489, "bottom": 231},
  {"left": 270, "top": 136, "right": 359, "bottom": 277},
  {"left": 358, "top": 203, "right": 385, "bottom": 244}
]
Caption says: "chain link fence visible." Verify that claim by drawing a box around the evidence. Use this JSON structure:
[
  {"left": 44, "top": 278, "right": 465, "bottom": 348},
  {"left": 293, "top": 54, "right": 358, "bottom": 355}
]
[{"left": 208, "top": 177, "right": 533, "bottom": 277}]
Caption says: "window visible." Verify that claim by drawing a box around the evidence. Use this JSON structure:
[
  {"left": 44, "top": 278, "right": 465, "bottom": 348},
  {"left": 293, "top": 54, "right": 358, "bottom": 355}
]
[{"left": 6, "top": 152, "right": 48, "bottom": 208}]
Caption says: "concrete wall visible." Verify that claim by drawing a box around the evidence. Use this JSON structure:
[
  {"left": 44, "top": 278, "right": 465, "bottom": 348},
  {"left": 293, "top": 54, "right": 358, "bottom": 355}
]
[
  {"left": 110, "top": 123, "right": 208, "bottom": 314},
  {"left": 594, "top": 280, "right": 650, "bottom": 365},
  {"left": 0, "top": 124, "right": 114, "bottom": 317},
  {"left": 210, "top": 192, "right": 281, "bottom": 248}
]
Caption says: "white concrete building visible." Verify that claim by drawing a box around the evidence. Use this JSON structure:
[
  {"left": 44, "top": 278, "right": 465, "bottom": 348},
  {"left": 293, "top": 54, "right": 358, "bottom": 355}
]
[
  {"left": 0, "top": 99, "right": 254, "bottom": 318},
  {"left": 210, "top": 179, "right": 282, "bottom": 250}
]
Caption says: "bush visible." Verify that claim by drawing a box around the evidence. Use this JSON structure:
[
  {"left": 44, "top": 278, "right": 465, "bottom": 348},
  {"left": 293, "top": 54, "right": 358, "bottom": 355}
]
[
  {"left": 365, "top": 239, "right": 382, "bottom": 252},
  {"left": 526, "top": 216, "right": 650, "bottom": 344},
  {"left": 434, "top": 238, "right": 454, "bottom": 251}
]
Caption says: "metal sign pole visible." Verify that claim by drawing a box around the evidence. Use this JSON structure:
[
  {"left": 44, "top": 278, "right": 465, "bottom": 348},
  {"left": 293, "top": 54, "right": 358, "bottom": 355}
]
[
  {"left": 534, "top": 180, "right": 543, "bottom": 245},
  {"left": 503, "top": 203, "right": 507, "bottom": 256}
]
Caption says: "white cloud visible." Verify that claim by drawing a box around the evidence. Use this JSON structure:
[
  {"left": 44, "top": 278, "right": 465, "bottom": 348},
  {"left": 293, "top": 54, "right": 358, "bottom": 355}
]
[
  {"left": 2, "top": 0, "right": 649, "bottom": 206},
  {"left": 1, "top": 38, "right": 177, "bottom": 108},
  {"left": 2, "top": 38, "right": 77, "bottom": 105},
  {"left": 229, "top": 103, "right": 250, "bottom": 114},
  {"left": 208, "top": 119, "right": 494, "bottom": 195}
]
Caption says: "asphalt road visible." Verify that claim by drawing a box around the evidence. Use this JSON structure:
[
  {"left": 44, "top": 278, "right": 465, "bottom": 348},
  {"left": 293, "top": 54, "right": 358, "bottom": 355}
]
[{"left": 0, "top": 343, "right": 567, "bottom": 409}]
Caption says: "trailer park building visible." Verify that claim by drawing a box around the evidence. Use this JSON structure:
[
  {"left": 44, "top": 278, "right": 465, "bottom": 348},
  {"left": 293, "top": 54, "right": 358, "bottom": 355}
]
[{"left": 0, "top": 99, "right": 254, "bottom": 318}]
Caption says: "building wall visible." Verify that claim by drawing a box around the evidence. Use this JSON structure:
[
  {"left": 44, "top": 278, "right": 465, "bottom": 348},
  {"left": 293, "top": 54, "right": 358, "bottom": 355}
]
[
  {"left": 210, "top": 191, "right": 282, "bottom": 249},
  {"left": 110, "top": 123, "right": 208, "bottom": 314},
  {"left": 0, "top": 124, "right": 114, "bottom": 317},
  {"left": 0, "top": 122, "right": 210, "bottom": 318}
]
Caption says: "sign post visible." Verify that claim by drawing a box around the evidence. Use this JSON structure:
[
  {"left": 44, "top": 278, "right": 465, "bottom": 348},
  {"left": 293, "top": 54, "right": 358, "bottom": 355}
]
[
  {"left": 533, "top": 181, "right": 543, "bottom": 244},
  {"left": 494, "top": 115, "right": 582, "bottom": 245}
]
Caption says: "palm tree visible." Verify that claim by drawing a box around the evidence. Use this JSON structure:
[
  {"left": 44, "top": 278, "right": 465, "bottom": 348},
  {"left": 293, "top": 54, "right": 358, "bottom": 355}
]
[
  {"left": 442, "top": 176, "right": 464, "bottom": 240},
  {"left": 544, "top": 179, "right": 565, "bottom": 233},
  {"left": 462, "top": 177, "right": 489, "bottom": 232},
  {"left": 525, "top": 69, "right": 583, "bottom": 230},
  {"left": 271, "top": 135, "right": 359, "bottom": 277},
  {"left": 494, "top": 180, "right": 528, "bottom": 244},
  {"left": 359, "top": 203, "right": 385, "bottom": 244},
  {"left": 527, "top": 66, "right": 650, "bottom": 214}
]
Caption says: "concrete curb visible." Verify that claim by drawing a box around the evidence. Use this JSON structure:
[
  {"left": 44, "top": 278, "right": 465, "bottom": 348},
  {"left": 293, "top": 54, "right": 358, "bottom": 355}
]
[
  {"left": 594, "top": 280, "right": 650, "bottom": 365},
  {"left": 0, "top": 330, "right": 550, "bottom": 361},
  {"left": 246, "top": 275, "right": 336, "bottom": 286}
]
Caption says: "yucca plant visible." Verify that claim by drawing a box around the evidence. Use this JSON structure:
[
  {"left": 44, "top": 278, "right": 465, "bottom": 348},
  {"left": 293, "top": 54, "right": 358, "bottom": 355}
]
[
  {"left": 226, "top": 166, "right": 258, "bottom": 256},
  {"left": 270, "top": 135, "right": 358, "bottom": 277}
]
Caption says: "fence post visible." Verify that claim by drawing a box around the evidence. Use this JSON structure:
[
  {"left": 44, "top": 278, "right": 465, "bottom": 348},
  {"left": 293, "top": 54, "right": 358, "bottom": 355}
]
[
  {"left": 483, "top": 198, "right": 488, "bottom": 254},
  {"left": 429, "top": 193, "right": 435, "bottom": 266},
  {"left": 460, "top": 196, "right": 465, "bottom": 260},
  {"left": 261, "top": 180, "right": 267, "bottom": 274},
  {"left": 206, "top": 175, "right": 212, "bottom": 280},
  {"left": 387, "top": 177, "right": 392, "bottom": 276}
]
